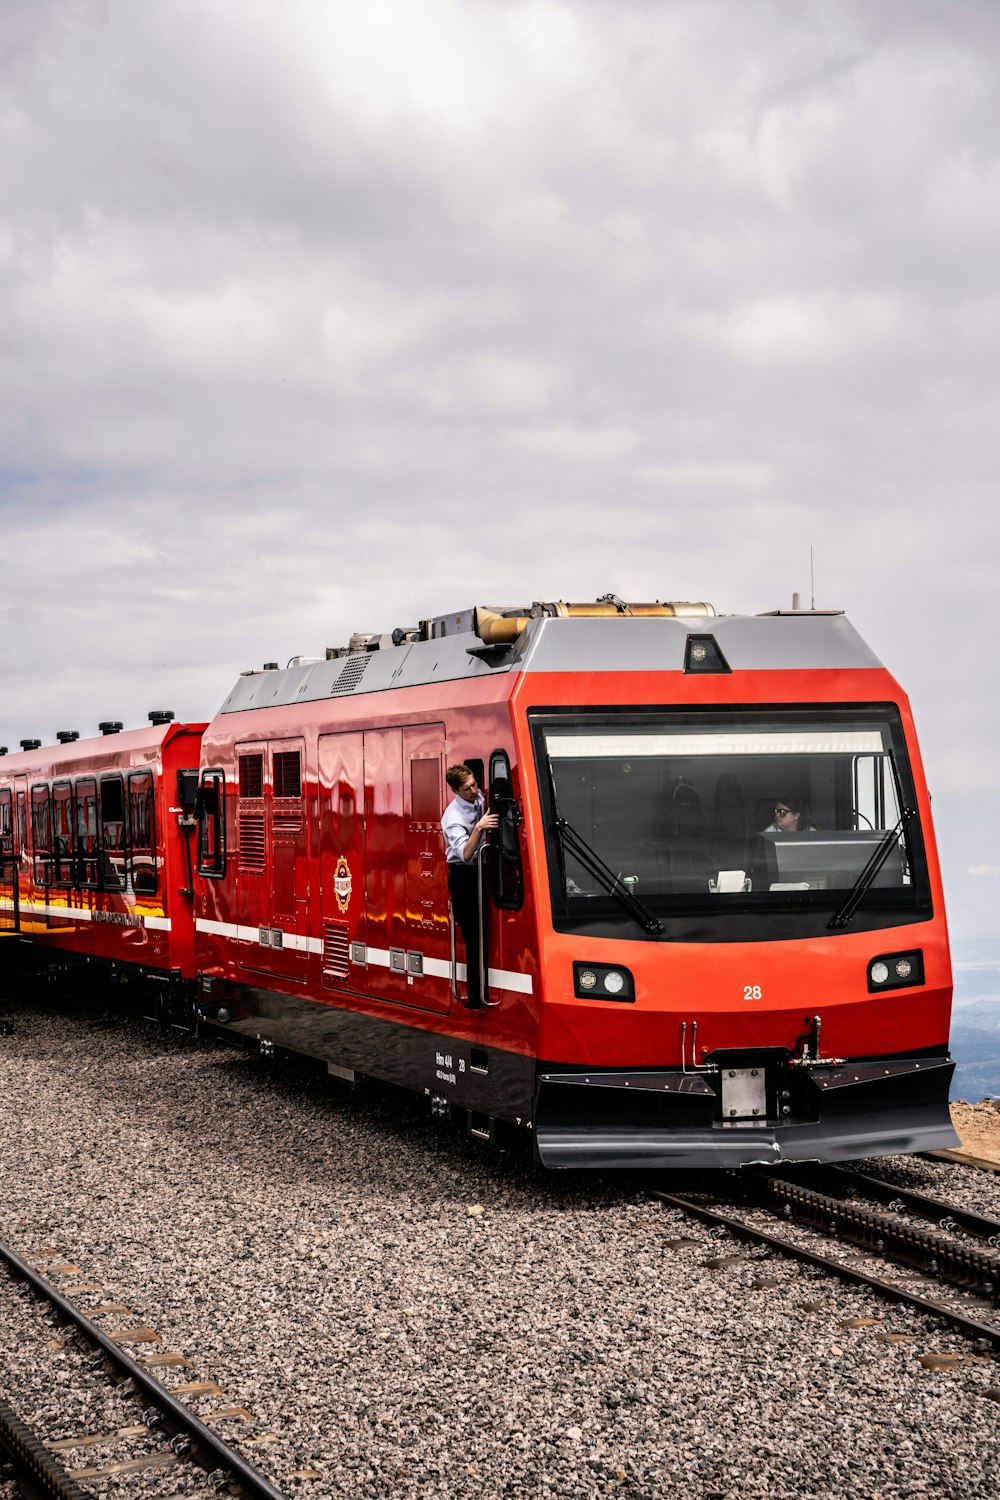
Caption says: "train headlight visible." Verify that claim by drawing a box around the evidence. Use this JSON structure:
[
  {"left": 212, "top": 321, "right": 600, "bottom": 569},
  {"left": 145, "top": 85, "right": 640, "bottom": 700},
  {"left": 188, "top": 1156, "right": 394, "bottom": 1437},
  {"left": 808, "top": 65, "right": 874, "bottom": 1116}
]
[
  {"left": 867, "top": 949, "right": 924, "bottom": 993},
  {"left": 573, "top": 962, "right": 635, "bottom": 1002}
]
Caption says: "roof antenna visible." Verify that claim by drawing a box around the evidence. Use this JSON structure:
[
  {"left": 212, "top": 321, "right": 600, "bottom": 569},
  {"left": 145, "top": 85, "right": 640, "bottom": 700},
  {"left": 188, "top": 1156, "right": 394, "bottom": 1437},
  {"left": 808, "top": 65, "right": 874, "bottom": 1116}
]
[{"left": 810, "top": 545, "right": 816, "bottom": 610}]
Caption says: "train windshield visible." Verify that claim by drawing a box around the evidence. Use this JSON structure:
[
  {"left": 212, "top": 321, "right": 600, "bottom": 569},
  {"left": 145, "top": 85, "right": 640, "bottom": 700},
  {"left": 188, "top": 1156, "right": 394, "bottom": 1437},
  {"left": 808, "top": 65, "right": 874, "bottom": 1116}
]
[{"left": 530, "top": 707, "right": 932, "bottom": 938}]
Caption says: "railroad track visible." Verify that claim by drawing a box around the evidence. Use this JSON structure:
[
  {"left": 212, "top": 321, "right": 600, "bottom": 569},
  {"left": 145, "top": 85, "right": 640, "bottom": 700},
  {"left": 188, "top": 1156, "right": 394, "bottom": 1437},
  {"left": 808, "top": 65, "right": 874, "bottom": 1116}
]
[
  {"left": 654, "top": 1160, "right": 1000, "bottom": 1355},
  {"left": 0, "top": 1239, "right": 288, "bottom": 1499}
]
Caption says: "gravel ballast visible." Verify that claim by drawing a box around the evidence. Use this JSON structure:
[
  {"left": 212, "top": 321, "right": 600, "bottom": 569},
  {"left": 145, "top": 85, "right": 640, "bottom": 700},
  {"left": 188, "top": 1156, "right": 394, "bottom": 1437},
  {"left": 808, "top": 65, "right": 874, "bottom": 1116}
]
[{"left": 1, "top": 994, "right": 998, "bottom": 1498}]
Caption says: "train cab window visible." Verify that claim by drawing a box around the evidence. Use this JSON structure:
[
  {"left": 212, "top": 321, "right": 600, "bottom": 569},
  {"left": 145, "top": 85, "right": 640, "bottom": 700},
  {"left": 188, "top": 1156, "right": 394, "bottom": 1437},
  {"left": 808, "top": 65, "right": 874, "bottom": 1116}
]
[
  {"left": 532, "top": 707, "right": 931, "bottom": 939},
  {"left": 197, "top": 769, "right": 226, "bottom": 877},
  {"left": 128, "top": 770, "right": 157, "bottom": 894},
  {"left": 488, "top": 749, "right": 524, "bottom": 909},
  {"left": 30, "top": 784, "right": 52, "bottom": 886},
  {"left": 99, "top": 776, "right": 127, "bottom": 891},
  {"left": 74, "top": 777, "right": 99, "bottom": 887},
  {"left": 51, "top": 781, "right": 74, "bottom": 887}
]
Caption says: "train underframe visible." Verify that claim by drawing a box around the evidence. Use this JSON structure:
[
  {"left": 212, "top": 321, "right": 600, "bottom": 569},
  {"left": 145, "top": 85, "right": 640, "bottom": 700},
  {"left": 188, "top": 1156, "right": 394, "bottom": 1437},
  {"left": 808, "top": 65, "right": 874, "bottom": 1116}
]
[{"left": 4, "top": 944, "right": 958, "bottom": 1170}]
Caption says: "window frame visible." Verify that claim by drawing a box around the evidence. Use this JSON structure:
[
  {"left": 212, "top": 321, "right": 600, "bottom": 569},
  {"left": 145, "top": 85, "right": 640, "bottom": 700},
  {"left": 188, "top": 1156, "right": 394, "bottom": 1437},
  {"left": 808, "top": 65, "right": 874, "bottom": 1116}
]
[
  {"left": 127, "top": 769, "right": 158, "bottom": 895},
  {"left": 98, "top": 773, "right": 127, "bottom": 892},
  {"left": 488, "top": 748, "right": 524, "bottom": 910},
  {"left": 51, "top": 779, "right": 75, "bottom": 887},
  {"left": 0, "top": 787, "right": 13, "bottom": 873},
  {"left": 197, "top": 768, "right": 226, "bottom": 877},
  {"left": 74, "top": 776, "right": 99, "bottom": 889},
  {"left": 30, "top": 783, "right": 52, "bottom": 887},
  {"left": 529, "top": 701, "right": 932, "bottom": 943}
]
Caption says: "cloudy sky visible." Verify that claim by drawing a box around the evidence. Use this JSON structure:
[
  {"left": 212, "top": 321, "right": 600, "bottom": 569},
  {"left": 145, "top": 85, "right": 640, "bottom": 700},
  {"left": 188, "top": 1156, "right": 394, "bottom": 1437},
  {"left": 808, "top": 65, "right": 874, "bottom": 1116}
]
[{"left": 1, "top": 0, "right": 997, "bottom": 938}]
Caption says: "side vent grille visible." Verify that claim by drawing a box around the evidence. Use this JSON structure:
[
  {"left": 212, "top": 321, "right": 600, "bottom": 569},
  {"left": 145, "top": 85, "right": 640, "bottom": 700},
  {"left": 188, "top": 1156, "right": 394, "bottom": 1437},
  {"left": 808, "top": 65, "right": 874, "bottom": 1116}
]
[
  {"left": 238, "top": 813, "right": 266, "bottom": 871},
  {"left": 239, "top": 755, "right": 264, "bottom": 799},
  {"left": 273, "top": 752, "right": 301, "bottom": 798},
  {"left": 330, "top": 655, "right": 370, "bottom": 696},
  {"left": 323, "top": 921, "right": 350, "bottom": 979},
  {"left": 272, "top": 751, "right": 303, "bottom": 832}
]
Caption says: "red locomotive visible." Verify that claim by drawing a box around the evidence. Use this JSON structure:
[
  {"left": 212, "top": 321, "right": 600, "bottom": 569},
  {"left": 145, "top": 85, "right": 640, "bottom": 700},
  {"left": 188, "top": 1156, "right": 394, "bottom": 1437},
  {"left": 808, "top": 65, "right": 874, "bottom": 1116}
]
[{"left": 1, "top": 598, "right": 958, "bottom": 1168}]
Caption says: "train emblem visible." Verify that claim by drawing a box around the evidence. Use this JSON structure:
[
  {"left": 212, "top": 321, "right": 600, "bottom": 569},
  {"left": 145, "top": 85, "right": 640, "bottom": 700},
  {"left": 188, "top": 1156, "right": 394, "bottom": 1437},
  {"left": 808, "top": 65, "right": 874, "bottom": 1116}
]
[{"left": 333, "top": 856, "right": 352, "bottom": 913}]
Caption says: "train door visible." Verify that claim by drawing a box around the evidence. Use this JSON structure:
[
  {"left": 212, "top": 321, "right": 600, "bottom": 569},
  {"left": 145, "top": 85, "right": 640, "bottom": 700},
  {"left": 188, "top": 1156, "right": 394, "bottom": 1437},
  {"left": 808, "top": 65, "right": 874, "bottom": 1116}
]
[
  {"left": 486, "top": 748, "right": 526, "bottom": 1000},
  {"left": 0, "top": 788, "right": 17, "bottom": 933},
  {"left": 362, "top": 727, "right": 410, "bottom": 1005},
  {"left": 14, "top": 777, "right": 29, "bottom": 922},
  {"left": 402, "top": 724, "right": 451, "bottom": 1013},
  {"left": 268, "top": 738, "right": 309, "bottom": 980},
  {"left": 236, "top": 739, "right": 310, "bottom": 981},
  {"left": 236, "top": 742, "right": 268, "bottom": 974},
  {"left": 318, "top": 732, "right": 366, "bottom": 993}
]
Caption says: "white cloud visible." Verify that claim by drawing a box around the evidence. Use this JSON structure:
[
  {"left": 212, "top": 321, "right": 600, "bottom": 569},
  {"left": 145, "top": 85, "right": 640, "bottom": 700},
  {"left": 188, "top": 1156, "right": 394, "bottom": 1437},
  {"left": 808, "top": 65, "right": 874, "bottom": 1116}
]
[
  {"left": 2, "top": 0, "right": 1000, "bottom": 932},
  {"left": 507, "top": 424, "right": 637, "bottom": 462},
  {"left": 967, "top": 866, "right": 1000, "bottom": 878}
]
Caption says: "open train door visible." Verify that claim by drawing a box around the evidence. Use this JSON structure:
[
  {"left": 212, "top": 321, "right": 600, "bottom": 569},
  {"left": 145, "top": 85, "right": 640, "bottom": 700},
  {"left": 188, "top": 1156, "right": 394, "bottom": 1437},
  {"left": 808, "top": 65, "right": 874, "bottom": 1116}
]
[{"left": 0, "top": 786, "right": 18, "bottom": 934}]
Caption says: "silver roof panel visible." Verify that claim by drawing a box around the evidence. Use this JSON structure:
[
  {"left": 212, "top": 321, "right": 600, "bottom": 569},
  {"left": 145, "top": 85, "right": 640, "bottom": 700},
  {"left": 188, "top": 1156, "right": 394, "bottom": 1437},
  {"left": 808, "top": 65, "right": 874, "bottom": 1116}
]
[{"left": 217, "top": 612, "right": 883, "bottom": 715}]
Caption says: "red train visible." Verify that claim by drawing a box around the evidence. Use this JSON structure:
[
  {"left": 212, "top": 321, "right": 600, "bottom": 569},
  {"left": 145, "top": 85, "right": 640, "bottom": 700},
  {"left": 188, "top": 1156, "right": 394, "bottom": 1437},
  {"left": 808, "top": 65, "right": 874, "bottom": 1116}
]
[
  {"left": 0, "top": 597, "right": 958, "bottom": 1168},
  {"left": 0, "top": 716, "right": 205, "bottom": 991}
]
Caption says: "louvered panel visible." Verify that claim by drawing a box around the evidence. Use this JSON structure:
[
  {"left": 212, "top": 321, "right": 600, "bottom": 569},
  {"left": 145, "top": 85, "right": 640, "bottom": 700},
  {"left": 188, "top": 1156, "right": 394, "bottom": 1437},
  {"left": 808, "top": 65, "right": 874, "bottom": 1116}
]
[
  {"left": 322, "top": 921, "right": 350, "bottom": 979},
  {"left": 273, "top": 812, "right": 303, "bottom": 833},
  {"left": 238, "top": 813, "right": 266, "bottom": 871},
  {"left": 330, "top": 656, "right": 370, "bottom": 696}
]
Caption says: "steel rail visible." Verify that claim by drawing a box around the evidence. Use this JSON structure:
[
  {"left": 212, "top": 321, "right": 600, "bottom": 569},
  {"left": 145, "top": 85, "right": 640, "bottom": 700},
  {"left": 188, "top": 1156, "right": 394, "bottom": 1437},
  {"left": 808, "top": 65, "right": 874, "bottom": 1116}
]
[
  {"left": 0, "top": 1392, "right": 91, "bottom": 1500},
  {"left": 743, "top": 1164, "right": 1000, "bottom": 1296},
  {"left": 812, "top": 1163, "right": 1000, "bottom": 1245},
  {"left": 0, "top": 1240, "right": 288, "bottom": 1500},
  {"left": 654, "top": 1189, "right": 1000, "bottom": 1351},
  {"left": 741, "top": 1173, "right": 1000, "bottom": 1298}
]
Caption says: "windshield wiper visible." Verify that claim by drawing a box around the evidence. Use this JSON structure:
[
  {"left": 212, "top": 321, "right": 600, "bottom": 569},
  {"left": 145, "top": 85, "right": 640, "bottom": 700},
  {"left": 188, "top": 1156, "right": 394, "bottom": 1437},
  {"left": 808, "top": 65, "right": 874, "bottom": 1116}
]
[
  {"left": 553, "top": 817, "right": 663, "bottom": 936},
  {"left": 828, "top": 807, "right": 916, "bottom": 930}
]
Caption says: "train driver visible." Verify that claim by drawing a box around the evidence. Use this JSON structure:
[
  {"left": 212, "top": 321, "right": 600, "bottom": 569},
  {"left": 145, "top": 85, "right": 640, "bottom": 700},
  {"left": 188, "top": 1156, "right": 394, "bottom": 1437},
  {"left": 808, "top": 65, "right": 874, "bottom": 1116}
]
[
  {"left": 762, "top": 796, "right": 816, "bottom": 834},
  {"left": 442, "top": 764, "right": 498, "bottom": 1008}
]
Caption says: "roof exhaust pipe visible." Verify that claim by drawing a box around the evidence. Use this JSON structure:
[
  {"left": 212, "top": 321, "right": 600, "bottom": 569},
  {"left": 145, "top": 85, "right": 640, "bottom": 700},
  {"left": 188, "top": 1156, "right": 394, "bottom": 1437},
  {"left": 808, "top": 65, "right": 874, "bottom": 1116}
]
[{"left": 473, "top": 598, "right": 715, "bottom": 645}]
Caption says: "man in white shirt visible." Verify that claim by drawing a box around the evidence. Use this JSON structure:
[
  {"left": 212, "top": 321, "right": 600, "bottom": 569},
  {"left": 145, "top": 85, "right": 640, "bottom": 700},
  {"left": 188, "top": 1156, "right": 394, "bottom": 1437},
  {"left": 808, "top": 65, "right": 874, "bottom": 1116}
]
[{"left": 441, "top": 764, "right": 498, "bottom": 1008}]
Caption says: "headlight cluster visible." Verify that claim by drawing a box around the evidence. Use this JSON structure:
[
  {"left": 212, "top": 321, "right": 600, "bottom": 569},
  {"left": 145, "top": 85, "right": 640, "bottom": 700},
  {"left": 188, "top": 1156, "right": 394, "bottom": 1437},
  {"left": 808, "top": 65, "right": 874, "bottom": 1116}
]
[
  {"left": 573, "top": 962, "right": 635, "bottom": 1002},
  {"left": 867, "top": 949, "right": 924, "bottom": 993}
]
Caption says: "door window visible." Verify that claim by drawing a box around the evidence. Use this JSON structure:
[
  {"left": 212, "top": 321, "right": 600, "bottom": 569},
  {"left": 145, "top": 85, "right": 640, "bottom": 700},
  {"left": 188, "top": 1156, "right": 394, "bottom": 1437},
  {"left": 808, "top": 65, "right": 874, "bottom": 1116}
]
[
  {"left": 129, "top": 770, "right": 158, "bottom": 892},
  {"left": 31, "top": 784, "right": 52, "bottom": 886},
  {"left": 52, "top": 781, "right": 74, "bottom": 886},
  {"left": 74, "top": 778, "right": 99, "bottom": 887},
  {"left": 196, "top": 769, "right": 225, "bottom": 877}
]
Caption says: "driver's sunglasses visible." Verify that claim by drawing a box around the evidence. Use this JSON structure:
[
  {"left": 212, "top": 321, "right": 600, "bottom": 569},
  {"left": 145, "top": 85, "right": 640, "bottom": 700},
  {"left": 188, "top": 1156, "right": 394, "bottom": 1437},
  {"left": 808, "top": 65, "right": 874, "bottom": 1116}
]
[{"left": 774, "top": 805, "right": 792, "bottom": 817}]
